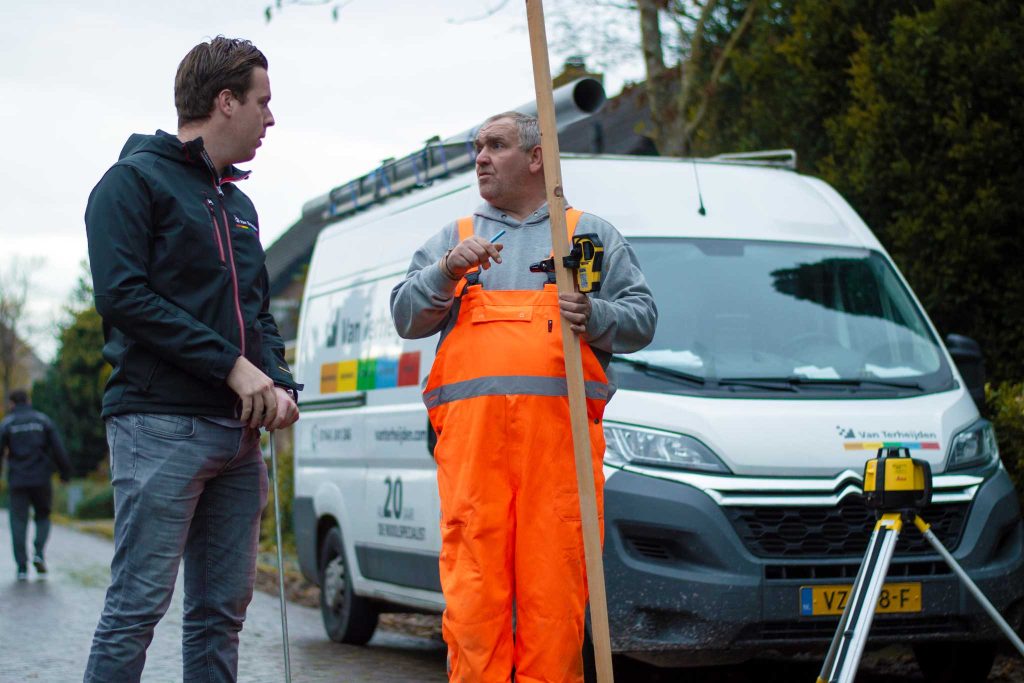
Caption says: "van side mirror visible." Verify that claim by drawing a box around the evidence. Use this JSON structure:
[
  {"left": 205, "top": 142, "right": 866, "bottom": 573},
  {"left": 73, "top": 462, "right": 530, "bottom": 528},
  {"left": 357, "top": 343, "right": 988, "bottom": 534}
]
[{"left": 945, "top": 334, "right": 985, "bottom": 410}]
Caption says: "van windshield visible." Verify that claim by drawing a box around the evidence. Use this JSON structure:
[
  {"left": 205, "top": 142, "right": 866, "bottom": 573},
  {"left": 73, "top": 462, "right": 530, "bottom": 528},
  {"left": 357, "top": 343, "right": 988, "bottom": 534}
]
[{"left": 617, "top": 238, "right": 954, "bottom": 398}]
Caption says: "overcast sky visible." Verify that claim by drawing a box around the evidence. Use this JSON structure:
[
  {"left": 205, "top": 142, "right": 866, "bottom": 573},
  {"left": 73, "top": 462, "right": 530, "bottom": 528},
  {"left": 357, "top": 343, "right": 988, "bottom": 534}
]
[{"left": 0, "top": 0, "right": 643, "bottom": 360}]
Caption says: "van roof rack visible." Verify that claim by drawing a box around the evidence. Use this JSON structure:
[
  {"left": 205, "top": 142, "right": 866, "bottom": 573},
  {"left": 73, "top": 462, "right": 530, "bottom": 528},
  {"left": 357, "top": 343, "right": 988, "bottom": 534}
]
[
  {"left": 301, "top": 78, "right": 606, "bottom": 224},
  {"left": 710, "top": 149, "right": 797, "bottom": 170}
]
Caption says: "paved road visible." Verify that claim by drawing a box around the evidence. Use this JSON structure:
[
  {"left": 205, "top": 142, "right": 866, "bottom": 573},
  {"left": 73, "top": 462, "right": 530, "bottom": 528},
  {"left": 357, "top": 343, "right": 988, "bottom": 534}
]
[
  {"left": 3, "top": 510, "right": 1020, "bottom": 682},
  {"left": 0, "top": 510, "right": 446, "bottom": 683}
]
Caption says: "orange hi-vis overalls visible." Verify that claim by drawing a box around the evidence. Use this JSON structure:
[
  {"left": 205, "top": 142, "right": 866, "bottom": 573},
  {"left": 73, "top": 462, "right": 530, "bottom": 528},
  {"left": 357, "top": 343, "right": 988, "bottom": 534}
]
[{"left": 424, "top": 210, "right": 613, "bottom": 683}]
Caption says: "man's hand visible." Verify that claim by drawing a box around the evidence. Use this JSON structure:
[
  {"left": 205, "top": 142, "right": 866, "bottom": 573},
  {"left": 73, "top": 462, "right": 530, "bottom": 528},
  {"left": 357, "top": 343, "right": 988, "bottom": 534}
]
[
  {"left": 226, "top": 356, "right": 278, "bottom": 429},
  {"left": 559, "top": 292, "right": 592, "bottom": 335},
  {"left": 444, "top": 235, "right": 504, "bottom": 278},
  {"left": 268, "top": 387, "right": 299, "bottom": 431}
]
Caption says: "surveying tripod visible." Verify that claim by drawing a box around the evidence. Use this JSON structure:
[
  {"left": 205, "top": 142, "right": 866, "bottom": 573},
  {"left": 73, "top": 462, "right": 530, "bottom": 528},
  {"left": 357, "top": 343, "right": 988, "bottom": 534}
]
[{"left": 817, "top": 447, "right": 1024, "bottom": 683}]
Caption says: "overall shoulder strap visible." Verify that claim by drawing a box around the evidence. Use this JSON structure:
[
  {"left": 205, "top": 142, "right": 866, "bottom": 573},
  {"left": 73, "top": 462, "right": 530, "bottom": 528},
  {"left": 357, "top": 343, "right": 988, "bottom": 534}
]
[
  {"left": 566, "top": 208, "right": 583, "bottom": 240},
  {"left": 454, "top": 216, "right": 476, "bottom": 297},
  {"left": 456, "top": 216, "right": 474, "bottom": 242},
  {"left": 548, "top": 208, "right": 586, "bottom": 258}
]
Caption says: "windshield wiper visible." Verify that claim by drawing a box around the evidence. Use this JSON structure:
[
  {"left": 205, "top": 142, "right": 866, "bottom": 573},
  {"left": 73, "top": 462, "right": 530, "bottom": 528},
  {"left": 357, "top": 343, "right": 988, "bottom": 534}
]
[
  {"left": 611, "top": 355, "right": 705, "bottom": 386},
  {"left": 791, "top": 377, "right": 925, "bottom": 391},
  {"left": 719, "top": 376, "right": 925, "bottom": 392},
  {"left": 716, "top": 378, "right": 799, "bottom": 392}
]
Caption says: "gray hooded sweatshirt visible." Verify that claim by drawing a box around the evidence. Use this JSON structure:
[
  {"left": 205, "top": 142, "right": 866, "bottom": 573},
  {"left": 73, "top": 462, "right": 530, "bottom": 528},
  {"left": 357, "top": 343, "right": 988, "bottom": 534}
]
[{"left": 390, "top": 201, "right": 657, "bottom": 364}]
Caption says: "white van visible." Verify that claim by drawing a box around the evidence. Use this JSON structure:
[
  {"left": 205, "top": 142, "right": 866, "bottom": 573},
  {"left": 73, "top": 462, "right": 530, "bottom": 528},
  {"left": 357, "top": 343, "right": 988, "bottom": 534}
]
[{"left": 291, "top": 151, "right": 1023, "bottom": 680}]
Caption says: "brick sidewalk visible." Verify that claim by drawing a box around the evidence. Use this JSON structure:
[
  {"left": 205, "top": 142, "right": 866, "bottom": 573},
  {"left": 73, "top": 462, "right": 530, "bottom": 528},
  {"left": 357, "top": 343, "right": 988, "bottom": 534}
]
[{"left": 0, "top": 509, "right": 446, "bottom": 682}]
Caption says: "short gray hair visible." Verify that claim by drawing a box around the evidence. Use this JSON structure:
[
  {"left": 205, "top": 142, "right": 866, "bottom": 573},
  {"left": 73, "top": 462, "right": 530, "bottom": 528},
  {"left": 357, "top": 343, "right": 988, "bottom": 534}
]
[{"left": 479, "top": 111, "right": 540, "bottom": 152}]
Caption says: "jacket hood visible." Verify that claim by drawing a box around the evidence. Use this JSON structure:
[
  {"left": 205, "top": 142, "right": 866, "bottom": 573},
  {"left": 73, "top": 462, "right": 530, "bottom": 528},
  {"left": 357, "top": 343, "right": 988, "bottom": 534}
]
[
  {"left": 118, "top": 130, "right": 189, "bottom": 162},
  {"left": 117, "top": 130, "right": 249, "bottom": 181}
]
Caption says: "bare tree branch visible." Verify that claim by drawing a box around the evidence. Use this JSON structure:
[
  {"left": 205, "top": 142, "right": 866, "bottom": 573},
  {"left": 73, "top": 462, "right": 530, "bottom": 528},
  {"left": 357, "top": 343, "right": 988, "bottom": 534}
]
[
  {"left": 678, "top": 0, "right": 717, "bottom": 121},
  {"left": 639, "top": 0, "right": 673, "bottom": 139},
  {"left": 265, "top": 0, "right": 353, "bottom": 23},
  {"left": 684, "top": 0, "right": 759, "bottom": 140},
  {"left": 0, "top": 257, "right": 38, "bottom": 402},
  {"left": 447, "top": 0, "right": 512, "bottom": 24}
]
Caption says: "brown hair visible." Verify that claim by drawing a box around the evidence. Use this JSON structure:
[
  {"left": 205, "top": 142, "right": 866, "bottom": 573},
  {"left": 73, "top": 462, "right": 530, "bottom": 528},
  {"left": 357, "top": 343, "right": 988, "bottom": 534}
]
[{"left": 174, "top": 36, "right": 268, "bottom": 127}]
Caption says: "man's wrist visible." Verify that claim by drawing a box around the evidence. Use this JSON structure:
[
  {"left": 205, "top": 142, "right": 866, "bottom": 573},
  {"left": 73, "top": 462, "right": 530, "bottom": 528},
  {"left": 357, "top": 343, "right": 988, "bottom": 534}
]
[{"left": 439, "top": 249, "right": 460, "bottom": 281}]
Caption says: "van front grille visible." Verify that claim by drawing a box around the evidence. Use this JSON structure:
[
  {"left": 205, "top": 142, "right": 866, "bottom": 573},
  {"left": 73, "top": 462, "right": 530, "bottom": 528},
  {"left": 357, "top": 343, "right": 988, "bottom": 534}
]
[
  {"left": 764, "top": 560, "right": 952, "bottom": 581},
  {"left": 727, "top": 496, "right": 969, "bottom": 558},
  {"left": 739, "top": 616, "right": 968, "bottom": 642}
]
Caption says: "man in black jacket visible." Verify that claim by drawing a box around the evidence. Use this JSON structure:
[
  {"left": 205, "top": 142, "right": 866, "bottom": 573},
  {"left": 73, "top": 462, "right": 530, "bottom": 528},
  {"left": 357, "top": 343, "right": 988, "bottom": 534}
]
[
  {"left": 82, "top": 37, "right": 301, "bottom": 683},
  {"left": 0, "top": 389, "right": 72, "bottom": 581}
]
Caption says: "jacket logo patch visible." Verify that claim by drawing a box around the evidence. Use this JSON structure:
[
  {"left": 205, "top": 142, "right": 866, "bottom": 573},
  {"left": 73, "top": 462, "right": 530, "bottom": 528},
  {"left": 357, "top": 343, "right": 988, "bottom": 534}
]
[{"left": 233, "top": 215, "right": 258, "bottom": 233}]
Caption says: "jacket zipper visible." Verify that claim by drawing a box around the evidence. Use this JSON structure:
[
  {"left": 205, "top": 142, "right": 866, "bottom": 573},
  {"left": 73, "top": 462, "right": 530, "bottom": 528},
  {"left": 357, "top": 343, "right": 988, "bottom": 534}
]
[
  {"left": 219, "top": 202, "right": 246, "bottom": 357},
  {"left": 201, "top": 150, "right": 246, "bottom": 357},
  {"left": 204, "top": 199, "right": 226, "bottom": 263}
]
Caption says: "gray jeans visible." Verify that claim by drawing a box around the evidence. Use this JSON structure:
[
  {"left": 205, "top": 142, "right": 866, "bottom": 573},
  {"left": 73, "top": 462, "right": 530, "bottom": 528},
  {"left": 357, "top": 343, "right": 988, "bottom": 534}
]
[{"left": 84, "top": 414, "right": 267, "bottom": 683}]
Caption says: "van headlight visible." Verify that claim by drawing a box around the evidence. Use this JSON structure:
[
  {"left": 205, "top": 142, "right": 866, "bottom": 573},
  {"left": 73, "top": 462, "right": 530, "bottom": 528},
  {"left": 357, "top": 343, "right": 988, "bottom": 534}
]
[
  {"left": 603, "top": 423, "right": 730, "bottom": 473},
  {"left": 947, "top": 419, "right": 999, "bottom": 471}
]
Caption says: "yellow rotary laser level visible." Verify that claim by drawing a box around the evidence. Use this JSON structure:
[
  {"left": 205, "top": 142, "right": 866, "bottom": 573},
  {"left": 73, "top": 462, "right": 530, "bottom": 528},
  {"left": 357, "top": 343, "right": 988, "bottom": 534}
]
[
  {"left": 862, "top": 447, "right": 932, "bottom": 510},
  {"left": 816, "top": 447, "right": 1024, "bottom": 683}
]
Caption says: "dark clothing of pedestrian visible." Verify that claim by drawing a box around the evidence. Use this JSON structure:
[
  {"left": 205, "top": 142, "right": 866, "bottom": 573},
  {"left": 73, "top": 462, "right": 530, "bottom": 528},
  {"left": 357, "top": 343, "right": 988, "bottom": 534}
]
[
  {"left": 1, "top": 404, "right": 71, "bottom": 574},
  {"left": 0, "top": 404, "right": 72, "bottom": 486},
  {"left": 8, "top": 485, "right": 53, "bottom": 574},
  {"left": 85, "top": 130, "right": 300, "bottom": 420}
]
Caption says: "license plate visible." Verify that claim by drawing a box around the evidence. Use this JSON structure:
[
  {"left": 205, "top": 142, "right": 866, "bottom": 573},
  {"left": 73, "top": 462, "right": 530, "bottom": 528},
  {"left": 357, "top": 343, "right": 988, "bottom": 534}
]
[{"left": 800, "top": 582, "right": 922, "bottom": 616}]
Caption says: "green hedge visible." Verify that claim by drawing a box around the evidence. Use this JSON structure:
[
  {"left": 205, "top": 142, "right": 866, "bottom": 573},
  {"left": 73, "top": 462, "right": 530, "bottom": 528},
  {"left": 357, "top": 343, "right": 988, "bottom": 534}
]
[
  {"left": 50, "top": 476, "right": 113, "bottom": 519},
  {"left": 260, "top": 437, "right": 296, "bottom": 554},
  {"left": 75, "top": 487, "right": 115, "bottom": 520},
  {"left": 989, "top": 381, "right": 1024, "bottom": 504}
]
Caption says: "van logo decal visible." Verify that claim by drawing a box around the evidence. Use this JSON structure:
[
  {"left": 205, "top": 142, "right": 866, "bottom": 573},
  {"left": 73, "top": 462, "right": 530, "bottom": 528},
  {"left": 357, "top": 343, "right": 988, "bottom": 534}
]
[
  {"left": 319, "top": 352, "right": 420, "bottom": 394},
  {"left": 233, "top": 215, "right": 258, "bottom": 232},
  {"left": 836, "top": 425, "right": 940, "bottom": 452}
]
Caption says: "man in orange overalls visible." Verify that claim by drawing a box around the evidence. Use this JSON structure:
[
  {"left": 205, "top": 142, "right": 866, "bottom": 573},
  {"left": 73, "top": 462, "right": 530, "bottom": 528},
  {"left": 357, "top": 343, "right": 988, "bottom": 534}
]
[{"left": 391, "top": 111, "right": 656, "bottom": 683}]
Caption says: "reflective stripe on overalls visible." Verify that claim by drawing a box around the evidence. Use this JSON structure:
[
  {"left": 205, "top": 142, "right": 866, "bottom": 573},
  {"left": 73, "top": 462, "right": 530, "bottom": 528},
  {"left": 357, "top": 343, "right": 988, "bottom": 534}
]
[{"left": 425, "top": 210, "right": 612, "bottom": 683}]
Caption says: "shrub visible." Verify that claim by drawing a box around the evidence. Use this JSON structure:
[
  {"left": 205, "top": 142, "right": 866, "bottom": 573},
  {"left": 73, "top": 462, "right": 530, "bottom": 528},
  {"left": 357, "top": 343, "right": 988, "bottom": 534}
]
[
  {"left": 988, "top": 382, "right": 1024, "bottom": 503},
  {"left": 75, "top": 487, "right": 115, "bottom": 520},
  {"left": 260, "top": 435, "right": 296, "bottom": 554},
  {"left": 51, "top": 476, "right": 114, "bottom": 519}
]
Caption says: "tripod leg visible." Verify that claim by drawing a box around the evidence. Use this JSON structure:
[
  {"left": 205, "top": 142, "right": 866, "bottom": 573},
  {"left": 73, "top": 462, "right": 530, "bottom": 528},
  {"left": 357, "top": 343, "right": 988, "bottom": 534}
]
[
  {"left": 269, "top": 433, "right": 293, "bottom": 683},
  {"left": 914, "top": 515, "right": 1024, "bottom": 657},
  {"left": 817, "top": 553, "right": 870, "bottom": 682},
  {"left": 819, "top": 513, "right": 903, "bottom": 683}
]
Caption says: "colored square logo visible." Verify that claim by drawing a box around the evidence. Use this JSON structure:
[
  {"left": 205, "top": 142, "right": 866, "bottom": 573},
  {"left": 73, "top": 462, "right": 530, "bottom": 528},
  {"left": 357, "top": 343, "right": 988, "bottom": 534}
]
[
  {"left": 375, "top": 358, "right": 398, "bottom": 388},
  {"left": 319, "top": 362, "right": 338, "bottom": 394},
  {"left": 357, "top": 359, "right": 377, "bottom": 390},
  {"left": 337, "top": 360, "right": 358, "bottom": 392},
  {"left": 398, "top": 351, "right": 421, "bottom": 386}
]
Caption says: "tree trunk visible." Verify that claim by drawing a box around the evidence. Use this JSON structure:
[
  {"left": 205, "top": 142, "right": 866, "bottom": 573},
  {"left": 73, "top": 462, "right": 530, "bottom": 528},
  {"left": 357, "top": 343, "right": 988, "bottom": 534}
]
[{"left": 638, "top": 0, "right": 760, "bottom": 157}]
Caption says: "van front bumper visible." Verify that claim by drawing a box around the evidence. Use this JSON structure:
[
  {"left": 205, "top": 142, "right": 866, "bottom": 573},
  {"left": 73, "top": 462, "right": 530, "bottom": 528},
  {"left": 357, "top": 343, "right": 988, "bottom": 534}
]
[{"left": 602, "top": 467, "right": 1024, "bottom": 667}]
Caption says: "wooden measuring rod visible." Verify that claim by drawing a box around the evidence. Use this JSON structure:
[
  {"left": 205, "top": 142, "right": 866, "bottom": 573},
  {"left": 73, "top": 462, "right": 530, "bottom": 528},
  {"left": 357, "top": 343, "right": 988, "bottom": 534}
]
[{"left": 524, "top": 1, "right": 615, "bottom": 681}]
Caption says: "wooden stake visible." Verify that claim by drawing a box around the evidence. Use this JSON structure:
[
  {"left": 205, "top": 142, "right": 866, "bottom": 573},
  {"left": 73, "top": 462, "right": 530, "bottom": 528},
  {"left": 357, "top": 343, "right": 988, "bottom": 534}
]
[{"left": 524, "top": 2, "right": 615, "bottom": 681}]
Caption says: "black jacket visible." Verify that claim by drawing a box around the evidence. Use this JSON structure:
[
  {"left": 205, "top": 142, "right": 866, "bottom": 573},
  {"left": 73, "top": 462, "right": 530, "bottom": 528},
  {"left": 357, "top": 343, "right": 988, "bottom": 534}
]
[
  {"left": 0, "top": 406, "right": 72, "bottom": 487},
  {"left": 85, "top": 131, "right": 301, "bottom": 418}
]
